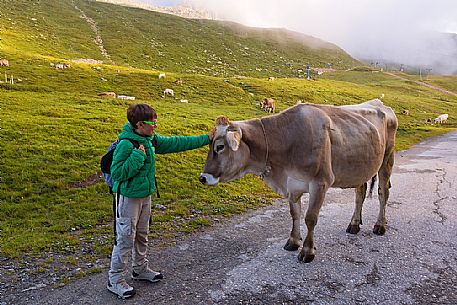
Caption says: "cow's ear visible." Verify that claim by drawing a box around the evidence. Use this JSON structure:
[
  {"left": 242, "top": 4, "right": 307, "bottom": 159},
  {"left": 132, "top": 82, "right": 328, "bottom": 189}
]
[{"left": 226, "top": 128, "right": 242, "bottom": 151}]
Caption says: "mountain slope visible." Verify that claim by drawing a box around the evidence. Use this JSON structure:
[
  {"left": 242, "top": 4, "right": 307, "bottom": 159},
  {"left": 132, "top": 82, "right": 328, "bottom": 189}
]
[
  {"left": 0, "top": 0, "right": 102, "bottom": 59},
  {"left": 0, "top": 0, "right": 360, "bottom": 77}
]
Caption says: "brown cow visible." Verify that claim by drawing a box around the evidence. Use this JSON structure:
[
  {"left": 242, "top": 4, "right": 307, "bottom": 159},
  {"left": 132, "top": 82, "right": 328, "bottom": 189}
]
[
  {"left": 97, "top": 91, "right": 116, "bottom": 98},
  {"left": 260, "top": 98, "right": 275, "bottom": 113},
  {"left": 200, "top": 99, "right": 398, "bottom": 263}
]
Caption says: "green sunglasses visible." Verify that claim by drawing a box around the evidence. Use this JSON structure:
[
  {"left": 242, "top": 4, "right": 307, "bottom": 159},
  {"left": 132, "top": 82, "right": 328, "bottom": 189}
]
[{"left": 142, "top": 120, "right": 157, "bottom": 125}]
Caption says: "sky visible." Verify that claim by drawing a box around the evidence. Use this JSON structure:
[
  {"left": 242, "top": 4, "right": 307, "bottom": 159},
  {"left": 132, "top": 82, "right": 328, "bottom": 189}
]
[{"left": 141, "top": 0, "right": 457, "bottom": 74}]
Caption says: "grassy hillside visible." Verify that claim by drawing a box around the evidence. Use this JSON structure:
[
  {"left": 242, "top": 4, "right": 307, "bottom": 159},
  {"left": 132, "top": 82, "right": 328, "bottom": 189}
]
[
  {"left": 0, "top": 0, "right": 360, "bottom": 78},
  {"left": 0, "top": 0, "right": 456, "bottom": 289}
]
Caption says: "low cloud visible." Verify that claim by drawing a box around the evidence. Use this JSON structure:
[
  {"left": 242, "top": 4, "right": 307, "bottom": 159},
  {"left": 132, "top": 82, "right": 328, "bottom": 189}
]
[{"left": 186, "top": 0, "right": 457, "bottom": 74}]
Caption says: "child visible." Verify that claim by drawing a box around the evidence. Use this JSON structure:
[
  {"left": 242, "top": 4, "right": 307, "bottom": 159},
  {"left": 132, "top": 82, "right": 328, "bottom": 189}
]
[{"left": 107, "top": 103, "right": 212, "bottom": 299}]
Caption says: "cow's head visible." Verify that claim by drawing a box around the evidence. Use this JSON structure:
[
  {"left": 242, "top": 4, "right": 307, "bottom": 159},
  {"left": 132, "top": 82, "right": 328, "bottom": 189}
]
[
  {"left": 260, "top": 99, "right": 266, "bottom": 109},
  {"left": 199, "top": 116, "right": 250, "bottom": 186}
]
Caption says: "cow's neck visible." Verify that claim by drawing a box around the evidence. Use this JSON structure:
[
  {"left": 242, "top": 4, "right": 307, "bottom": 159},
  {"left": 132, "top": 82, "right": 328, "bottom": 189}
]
[
  {"left": 258, "top": 118, "right": 271, "bottom": 179},
  {"left": 239, "top": 119, "right": 271, "bottom": 178}
]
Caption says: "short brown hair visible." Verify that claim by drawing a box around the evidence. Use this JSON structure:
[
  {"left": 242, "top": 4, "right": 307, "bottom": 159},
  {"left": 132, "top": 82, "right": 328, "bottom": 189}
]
[{"left": 127, "top": 104, "right": 157, "bottom": 128}]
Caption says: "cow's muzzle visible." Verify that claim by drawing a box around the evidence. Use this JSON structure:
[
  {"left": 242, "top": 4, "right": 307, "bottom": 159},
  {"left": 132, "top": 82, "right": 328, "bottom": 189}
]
[{"left": 199, "top": 173, "right": 219, "bottom": 186}]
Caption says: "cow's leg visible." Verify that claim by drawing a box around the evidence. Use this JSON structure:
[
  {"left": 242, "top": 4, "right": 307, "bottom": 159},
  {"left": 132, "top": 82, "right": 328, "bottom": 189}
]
[
  {"left": 298, "top": 181, "right": 328, "bottom": 263},
  {"left": 346, "top": 182, "right": 367, "bottom": 234},
  {"left": 374, "top": 152, "right": 394, "bottom": 235},
  {"left": 284, "top": 193, "right": 302, "bottom": 251}
]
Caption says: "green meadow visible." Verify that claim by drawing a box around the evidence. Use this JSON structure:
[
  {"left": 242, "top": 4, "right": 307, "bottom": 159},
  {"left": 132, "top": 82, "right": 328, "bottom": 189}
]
[{"left": 0, "top": 0, "right": 456, "bottom": 281}]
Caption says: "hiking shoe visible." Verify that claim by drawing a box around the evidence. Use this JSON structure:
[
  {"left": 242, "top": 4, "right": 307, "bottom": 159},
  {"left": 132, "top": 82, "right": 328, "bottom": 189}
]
[
  {"left": 132, "top": 269, "right": 163, "bottom": 283},
  {"left": 107, "top": 280, "right": 135, "bottom": 299}
]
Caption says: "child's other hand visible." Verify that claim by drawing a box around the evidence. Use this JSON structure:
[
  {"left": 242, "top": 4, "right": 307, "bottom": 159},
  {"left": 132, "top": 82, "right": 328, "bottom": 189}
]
[{"left": 139, "top": 144, "right": 146, "bottom": 154}]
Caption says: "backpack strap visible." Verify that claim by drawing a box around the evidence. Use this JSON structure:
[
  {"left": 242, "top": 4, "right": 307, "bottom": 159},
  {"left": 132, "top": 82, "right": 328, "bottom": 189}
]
[
  {"left": 113, "top": 183, "right": 121, "bottom": 245},
  {"left": 152, "top": 135, "right": 160, "bottom": 198},
  {"left": 151, "top": 135, "right": 158, "bottom": 148},
  {"left": 122, "top": 138, "right": 139, "bottom": 149}
]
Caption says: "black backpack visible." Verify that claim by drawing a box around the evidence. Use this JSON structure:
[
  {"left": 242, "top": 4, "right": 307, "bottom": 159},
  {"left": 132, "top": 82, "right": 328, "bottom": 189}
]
[{"left": 101, "top": 138, "right": 139, "bottom": 191}]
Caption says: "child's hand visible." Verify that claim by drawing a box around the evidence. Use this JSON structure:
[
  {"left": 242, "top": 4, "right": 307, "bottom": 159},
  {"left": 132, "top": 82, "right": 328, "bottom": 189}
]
[
  {"left": 208, "top": 127, "right": 216, "bottom": 141},
  {"left": 138, "top": 144, "right": 146, "bottom": 154}
]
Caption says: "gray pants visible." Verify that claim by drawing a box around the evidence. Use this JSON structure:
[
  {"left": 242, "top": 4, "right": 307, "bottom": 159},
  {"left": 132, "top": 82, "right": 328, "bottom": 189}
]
[{"left": 108, "top": 195, "right": 151, "bottom": 284}]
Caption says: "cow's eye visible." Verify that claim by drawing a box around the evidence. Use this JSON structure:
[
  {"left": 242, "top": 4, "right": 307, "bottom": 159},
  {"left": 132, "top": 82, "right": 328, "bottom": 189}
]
[{"left": 215, "top": 144, "right": 225, "bottom": 153}]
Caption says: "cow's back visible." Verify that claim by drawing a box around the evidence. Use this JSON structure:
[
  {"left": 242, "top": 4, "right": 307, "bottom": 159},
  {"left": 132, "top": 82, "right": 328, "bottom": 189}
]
[
  {"left": 326, "top": 105, "right": 388, "bottom": 187},
  {"left": 340, "top": 99, "right": 397, "bottom": 155},
  {"left": 261, "top": 102, "right": 391, "bottom": 188}
]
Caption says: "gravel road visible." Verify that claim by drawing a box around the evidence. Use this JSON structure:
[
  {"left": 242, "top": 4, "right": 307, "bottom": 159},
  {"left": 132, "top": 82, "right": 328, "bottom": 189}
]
[{"left": 3, "top": 131, "right": 457, "bottom": 305}]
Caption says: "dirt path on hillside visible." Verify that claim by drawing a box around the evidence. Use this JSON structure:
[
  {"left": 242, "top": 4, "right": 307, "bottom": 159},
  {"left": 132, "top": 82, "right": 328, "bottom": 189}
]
[
  {"left": 72, "top": 0, "right": 114, "bottom": 64},
  {"left": 384, "top": 72, "right": 457, "bottom": 97}
]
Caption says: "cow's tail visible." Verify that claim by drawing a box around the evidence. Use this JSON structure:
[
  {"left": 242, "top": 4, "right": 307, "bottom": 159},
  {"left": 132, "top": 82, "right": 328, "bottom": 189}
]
[{"left": 368, "top": 175, "right": 377, "bottom": 198}]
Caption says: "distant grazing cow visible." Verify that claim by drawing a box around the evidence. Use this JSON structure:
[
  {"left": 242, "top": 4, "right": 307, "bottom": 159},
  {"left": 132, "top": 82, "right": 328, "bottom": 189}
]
[
  {"left": 200, "top": 99, "right": 398, "bottom": 263},
  {"left": 117, "top": 95, "right": 135, "bottom": 100},
  {"left": 97, "top": 92, "right": 116, "bottom": 98},
  {"left": 268, "top": 77, "right": 275, "bottom": 81},
  {"left": 0, "top": 59, "right": 9, "bottom": 66},
  {"left": 180, "top": 99, "right": 188, "bottom": 103},
  {"left": 260, "top": 98, "right": 276, "bottom": 113},
  {"left": 434, "top": 113, "right": 448, "bottom": 124},
  {"left": 159, "top": 73, "right": 166, "bottom": 79},
  {"left": 54, "top": 63, "right": 70, "bottom": 69},
  {"left": 163, "top": 88, "right": 174, "bottom": 96},
  {"left": 174, "top": 79, "right": 183, "bottom": 85}
]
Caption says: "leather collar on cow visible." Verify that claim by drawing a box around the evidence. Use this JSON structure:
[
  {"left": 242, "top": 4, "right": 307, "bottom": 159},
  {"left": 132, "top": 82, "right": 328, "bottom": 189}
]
[{"left": 259, "top": 118, "right": 271, "bottom": 179}]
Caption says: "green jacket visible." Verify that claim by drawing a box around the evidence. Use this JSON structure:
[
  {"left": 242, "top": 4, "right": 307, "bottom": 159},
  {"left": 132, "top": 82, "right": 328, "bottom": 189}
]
[{"left": 111, "top": 123, "right": 210, "bottom": 198}]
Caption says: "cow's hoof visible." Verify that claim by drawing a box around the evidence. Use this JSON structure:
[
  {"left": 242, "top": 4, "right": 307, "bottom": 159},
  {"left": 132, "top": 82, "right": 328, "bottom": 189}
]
[
  {"left": 283, "top": 240, "right": 300, "bottom": 251},
  {"left": 346, "top": 224, "right": 360, "bottom": 234},
  {"left": 298, "top": 252, "right": 315, "bottom": 263},
  {"left": 373, "top": 225, "right": 386, "bottom": 235}
]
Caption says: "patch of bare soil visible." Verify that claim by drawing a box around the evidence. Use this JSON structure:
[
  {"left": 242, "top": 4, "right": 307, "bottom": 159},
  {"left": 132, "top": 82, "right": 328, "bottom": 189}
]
[
  {"left": 71, "top": 58, "right": 103, "bottom": 64},
  {"left": 0, "top": 232, "right": 111, "bottom": 298},
  {"left": 67, "top": 172, "right": 103, "bottom": 189}
]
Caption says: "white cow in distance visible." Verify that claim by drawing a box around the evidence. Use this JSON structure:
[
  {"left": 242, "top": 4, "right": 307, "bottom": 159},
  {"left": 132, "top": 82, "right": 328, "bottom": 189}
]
[
  {"left": 53, "top": 63, "right": 70, "bottom": 69},
  {"left": 0, "top": 59, "right": 9, "bottom": 66},
  {"left": 163, "top": 88, "right": 174, "bottom": 97},
  {"left": 159, "top": 73, "right": 166, "bottom": 79},
  {"left": 117, "top": 95, "right": 135, "bottom": 100},
  {"left": 434, "top": 113, "right": 448, "bottom": 124}
]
